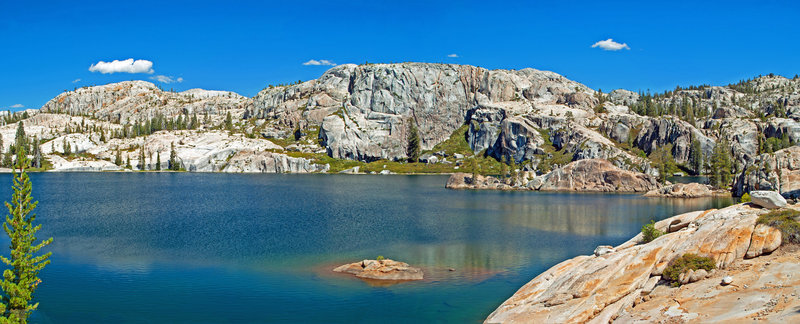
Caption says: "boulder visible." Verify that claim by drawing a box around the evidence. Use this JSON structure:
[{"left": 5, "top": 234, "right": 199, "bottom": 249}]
[
  {"left": 333, "top": 259, "right": 423, "bottom": 281},
  {"left": 750, "top": 191, "right": 788, "bottom": 209},
  {"left": 593, "top": 245, "right": 615, "bottom": 256},
  {"left": 446, "top": 173, "right": 474, "bottom": 189},
  {"left": 338, "top": 166, "right": 360, "bottom": 174}
]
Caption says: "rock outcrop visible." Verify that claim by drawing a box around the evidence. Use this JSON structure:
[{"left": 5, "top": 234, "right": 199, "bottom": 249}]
[
  {"left": 734, "top": 146, "right": 800, "bottom": 198},
  {"left": 333, "top": 259, "right": 423, "bottom": 281},
  {"left": 644, "top": 183, "right": 714, "bottom": 198},
  {"left": 484, "top": 204, "right": 790, "bottom": 323},
  {"left": 531, "top": 159, "right": 660, "bottom": 192},
  {"left": 41, "top": 81, "right": 248, "bottom": 125}
]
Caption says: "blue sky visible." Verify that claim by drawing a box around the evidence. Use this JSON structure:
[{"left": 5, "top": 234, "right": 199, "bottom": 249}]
[{"left": 1, "top": 0, "right": 799, "bottom": 110}]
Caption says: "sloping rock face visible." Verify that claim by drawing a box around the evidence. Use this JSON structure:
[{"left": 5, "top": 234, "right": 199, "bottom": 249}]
[
  {"left": 40, "top": 81, "right": 249, "bottom": 125},
  {"left": 734, "top": 146, "right": 800, "bottom": 198},
  {"left": 333, "top": 259, "right": 423, "bottom": 281},
  {"left": 644, "top": 183, "right": 714, "bottom": 198},
  {"left": 485, "top": 204, "right": 784, "bottom": 323},
  {"left": 40, "top": 130, "right": 327, "bottom": 173},
  {"left": 531, "top": 159, "right": 659, "bottom": 192}
]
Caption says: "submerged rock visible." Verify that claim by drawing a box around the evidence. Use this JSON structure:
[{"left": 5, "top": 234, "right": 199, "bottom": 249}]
[{"left": 333, "top": 259, "right": 423, "bottom": 281}]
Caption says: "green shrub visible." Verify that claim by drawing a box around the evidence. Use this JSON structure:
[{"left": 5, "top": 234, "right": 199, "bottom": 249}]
[
  {"left": 376, "top": 255, "right": 385, "bottom": 261},
  {"left": 757, "top": 209, "right": 800, "bottom": 244},
  {"left": 741, "top": 192, "right": 751, "bottom": 203},
  {"left": 663, "top": 253, "right": 715, "bottom": 286},
  {"left": 641, "top": 220, "right": 664, "bottom": 243}
]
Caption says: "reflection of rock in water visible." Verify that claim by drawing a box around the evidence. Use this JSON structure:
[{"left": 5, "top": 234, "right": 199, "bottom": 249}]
[
  {"left": 498, "top": 195, "right": 732, "bottom": 237},
  {"left": 385, "top": 242, "right": 534, "bottom": 283}
]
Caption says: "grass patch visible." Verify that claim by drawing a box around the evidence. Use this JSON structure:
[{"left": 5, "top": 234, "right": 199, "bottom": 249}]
[
  {"left": 757, "top": 209, "right": 800, "bottom": 244},
  {"left": 426, "top": 124, "right": 472, "bottom": 157},
  {"left": 663, "top": 253, "right": 715, "bottom": 287}
]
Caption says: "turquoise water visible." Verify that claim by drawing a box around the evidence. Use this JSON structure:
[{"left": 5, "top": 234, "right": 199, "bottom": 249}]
[{"left": 0, "top": 173, "right": 733, "bottom": 323}]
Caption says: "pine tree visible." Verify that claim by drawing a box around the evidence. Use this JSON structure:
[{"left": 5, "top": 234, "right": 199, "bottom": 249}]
[
  {"left": 155, "top": 152, "right": 161, "bottom": 171},
  {"left": 138, "top": 145, "right": 146, "bottom": 171},
  {"left": 224, "top": 112, "right": 233, "bottom": 130},
  {"left": 649, "top": 144, "right": 676, "bottom": 183},
  {"left": 168, "top": 142, "right": 178, "bottom": 171},
  {"left": 30, "top": 138, "right": 41, "bottom": 169},
  {"left": 710, "top": 139, "right": 732, "bottom": 189},
  {"left": 114, "top": 148, "right": 122, "bottom": 166},
  {"left": 406, "top": 118, "right": 420, "bottom": 162},
  {"left": 14, "top": 123, "right": 26, "bottom": 155},
  {"left": 125, "top": 156, "right": 131, "bottom": 169},
  {"left": 0, "top": 146, "right": 52, "bottom": 322},
  {"left": 689, "top": 137, "right": 703, "bottom": 175},
  {"left": 2, "top": 147, "right": 11, "bottom": 169},
  {"left": 469, "top": 158, "right": 480, "bottom": 187}
]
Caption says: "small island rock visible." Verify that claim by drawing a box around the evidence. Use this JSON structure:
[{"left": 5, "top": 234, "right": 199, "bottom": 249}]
[{"left": 333, "top": 259, "right": 423, "bottom": 281}]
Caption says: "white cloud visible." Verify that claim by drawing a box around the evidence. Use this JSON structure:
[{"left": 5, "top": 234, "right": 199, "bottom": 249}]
[
  {"left": 302, "top": 59, "right": 336, "bottom": 66},
  {"left": 591, "top": 39, "right": 630, "bottom": 51},
  {"left": 150, "top": 75, "right": 183, "bottom": 84},
  {"left": 10, "top": 104, "right": 23, "bottom": 108},
  {"left": 89, "top": 58, "right": 154, "bottom": 74},
  {"left": 447, "top": 54, "right": 459, "bottom": 58},
  {"left": 72, "top": 78, "right": 81, "bottom": 83}
]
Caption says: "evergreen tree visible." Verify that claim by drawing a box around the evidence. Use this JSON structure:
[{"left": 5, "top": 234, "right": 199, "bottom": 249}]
[
  {"left": 500, "top": 156, "right": 509, "bottom": 180},
  {"left": 649, "top": 144, "right": 676, "bottom": 183},
  {"left": 0, "top": 147, "right": 52, "bottom": 322},
  {"left": 224, "top": 112, "right": 233, "bottom": 130},
  {"left": 689, "top": 137, "right": 703, "bottom": 175},
  {"left": 13, "top": 123, "right": 26, "bottom": 155},
  {"left": 155, "top": 152, "right": 161, "bottom": 171},
  {"left": 0, "top": 134, "right": 4, "bottom": 166},
  {"left": 125, "top": 156, "right": 131, "bottom": 169},
  {"left": 99, "top": 130, "right": 106, "bottom": 143},
  {"left": 62, "top": 139, "right": 71, "bottom": 156},
  {"left": 406, "top": 118, "right": 420, "bottom": 162},
  {"left": 138, "top": 145, "right": 146, "bottom": 170},
  {"left": 710, "top": 140, "right": 733, "bottom": 189},
  {"left": 2, "top": 147, "right": 11, "bottom": 169},
  {"left": 30, "top": 138, "right": 41, "bottom": 169},
  {"left": 114, "top": 148, "right": 122, "bottom": 166},
  {"left": 168, "top": 142, "right": 178, "bottom": 171},
  {"left": 469, "top": 158, "right": 480, "bottom": 187}
]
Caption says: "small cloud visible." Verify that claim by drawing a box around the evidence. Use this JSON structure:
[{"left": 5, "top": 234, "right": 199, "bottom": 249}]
[
  {"left": 302, "top": 59, "right": 336, "bottom": 66},
  {"left": 72, "top": 78, "right": 81, "bottom": 83},
  {"left": 447, "top": 54, "right": 459, "bottom": 58},
  {"left": 150, "top": 75, "right": 183, "bottom": 84},
  {"left": 89, "top": 58, "right": 154, "bottom": 74},
  {"left": 10, "top": 104, "right": 24, "bottom": 109},
  {"left": 591, "top": 38, "right": 630, "bottom": 51}
]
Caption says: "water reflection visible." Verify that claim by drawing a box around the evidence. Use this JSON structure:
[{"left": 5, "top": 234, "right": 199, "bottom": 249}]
[{"left": 0, "top": 173, "right": 735, "bottom": 323}]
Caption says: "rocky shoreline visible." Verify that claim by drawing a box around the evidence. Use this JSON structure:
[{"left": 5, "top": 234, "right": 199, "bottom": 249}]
[
  {"left": 447, "top": 159, "right": 660, "bottom": 192},
  {"left": 484, "top": 198, "right": 800, "bottom": 323}
]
